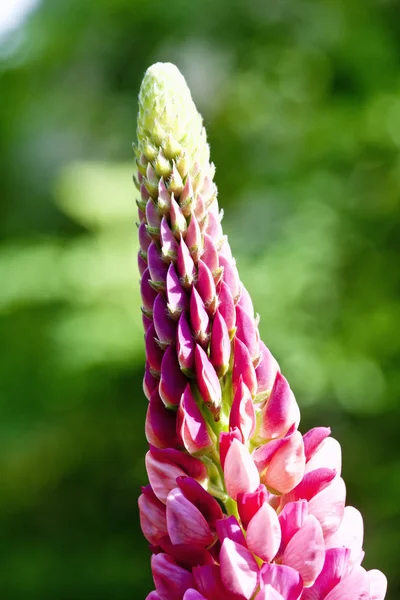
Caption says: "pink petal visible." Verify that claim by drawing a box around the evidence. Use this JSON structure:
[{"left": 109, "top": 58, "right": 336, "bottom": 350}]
[
  {"left": 233, "top": 337, "right": 257, "bottom": 397},
  {"left": 246, "top": 502, "right": 282, "bottom": 562},
  {"left": 177, "top": 476, "right": 223, "bottom": 528},
  {"left": 303, "top": 427, "right": 331, "bottom": 462},
  {"left": 255, "top": 342, "right": 280, "bottom": 402},
  {"left": 219, "top": 428, "right": 242, "bottom": 470},
  {"left": 278, "top": 500, "right": 308, "bottom": 554},
  {"left": 368, "top": 569, "right": 387, "bottom": 600},
  {"left": 282, "top": 515, "right": 325, "bottom": 586},
  {"left": 145, "top": 387, "right": 180, "bottom": 449},
  {"left": 216, "top": 515, "right": 246, "bottom": 546},
  {"left": 177, "top": 312, "right": 195, "bottom": 373},
  {"left": 159, "top": 346, "right": 187, "bottom": 407},
  {"left": 235, "top": 303, "right": 260, "bottom": 363},
  {"left": 324, "top": 565, "right": 370, "bottom": 600},
  {"left": 255, "top": 586, "right": 284, "bottom": 600},
  {"left": 218, "top": 279, "right": 236, "bottom": 334},
  {"left": 210, "top": 309, "right": 231, "bottom": 377},
  {"left": 220, "top": 538, "right": 259, "bottom": 599},
  {"left": 138, "top": 485, "right": 168, "bottom": 546},
  {"left": 177, "top": 384, "right": 213, "bottom": 455},
  {"left": 166, "top": 487, "right": 214, "bottom": 546},
  {"left": 229, "top": 376, "right": 256, "bottom": 443},
  {"left": 194, "top": 344, "right": 221, "bottom": 416},
  {"left": 308, "top": 476, "right": 346, "bottom": 538},
  {"left": 325, "top": 506, "right": 364, "bottom": 565},
  {"left": 305, "top": 437, "right": 342, "bottom": 476},
  {"left": 260, "top": 563, "right": 303, "bottom": 600},
  {"left": 302, "top": 547, "right": 350, "bottom": 600},
  {"left": 260, "top": 372, "right": 300, "bottom": 440},
  {"left": 264, "top": 430, "right": 306, "bottom": 495},
  {"left": 183, "top": 591, "right": 207, "bottom": 600},
  {"left": 224, "top": 438, "right": 260, "bottom": 500},
  {"left": 152, "top": 553, "right": 195, "bottom": 600},
  {"left": 237, "top": 484, "right": 271, "bottom": 529}
]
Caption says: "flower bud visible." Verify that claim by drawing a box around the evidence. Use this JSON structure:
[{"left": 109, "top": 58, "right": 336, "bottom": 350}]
[
  {"left": 177, "top": 385, "right": 213, "bottom": 455},
  {"left": 159, "top": 345, "right": 187, "bottom": 407},
  {"left": 190, "top": 287, "right": 210, "bottom": 347},
  {"left": 223, "top": 438, "right": 260, "bottom": 500},
  {"left": 138, "top": 485, "right": 168, "bottom": 546},
  {"left": 177, "top": 313, "right": 195, "bottom": 374},
  {"left": 153, "top": 292, "right": 176, "bottom": 348},
  {"left": 194, "top": 344, "right": 221, "bottom": 416},
  {"left": 229, "top": 377, "right": 256, "bottom": 443},
  {"left": 166, "top": 263, "right": 189, "bottom": 319},
  {"left": 210, "top": 309, "right": 231, "bottom": 377}
]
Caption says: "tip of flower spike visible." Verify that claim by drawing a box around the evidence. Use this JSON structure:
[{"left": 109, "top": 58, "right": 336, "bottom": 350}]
[{"left": 137, "top": 63, "right": 207, "bottom": 167}]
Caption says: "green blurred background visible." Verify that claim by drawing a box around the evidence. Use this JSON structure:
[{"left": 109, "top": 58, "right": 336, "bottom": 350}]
[{"left": 0, "top": 0, "right": 399, "bottom": 597}]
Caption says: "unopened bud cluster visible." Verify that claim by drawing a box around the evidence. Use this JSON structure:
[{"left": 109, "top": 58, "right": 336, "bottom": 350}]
[{"left": 134, "top": 63, "right": 387, "bottom": 600}]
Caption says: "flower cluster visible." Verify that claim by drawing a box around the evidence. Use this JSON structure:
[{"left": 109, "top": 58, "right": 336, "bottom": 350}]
[{"left": 134, "top": 63, "right": 387, "bottom": 600}]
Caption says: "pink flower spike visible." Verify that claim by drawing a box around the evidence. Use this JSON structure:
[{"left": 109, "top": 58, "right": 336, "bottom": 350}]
[
  {"left": 220, "top": 538, "right": 259, "bottom": 600},
  {"left": 141, "top": 268, "right": 158, "bottom": 316},
  {"left": 138, "top": 485, "right": 168, "bottom": 546},
  {"left": 218, "top": 279, "right": 236, "bottom": 335},
  {"left": 166, "top": 487, "right": 214, "bottom": 546},
  {"left": 190, "top": 287, "right": 210, "bottom": 347},
  {"left": 160, "top": 216, "right": 179, "bottom": 262},
  {"left": 159, "top": 346, "right": 187, "bottom": 408},
  {"left": 324, "top": 565, "right": 370, "bottom": 600},
  {"left": 148, "top": 242, "right": 168, "bottom": 290},
  {"left": 260, "top": 563, "right": 303, "bottom": 600},
  {"left": 197, "top": 259, "right": 217, "bottom": 313},
  {"left": 177, "top": 384, "right": 213, "bottom": 455},
  {"left": 278, "top": 500, "right": 308, "bottom": 555},
  {"left": 247, "top": 502, "right": 282, "bottom": 563},
  {"left": 177, "top": 234, "right": 196, "bottom": 287},
  {"left": 219, "top": 428, "right": 242, "bottom": 470},
  {"left": 229, "top": 377, "right": 256, "bottom": 443},
  {"left": 201, "top": 233, "right": 219, "bottom": 273},
  {"left": 237, "top": 484, "right": 270, "bottom": 529},
  {"left": 303, "top": 427, "right": 331, "bottom": 462},
  {"left": 185, "top": 212, "right": 202, "bottom": 261},
  {"left": 177, "top": 476, "right": 223, "bottom": 527},
  {"left": 153, "top": 293, "right": 177, "bottom": 347},
  {"left": 210, "top": 309, "right": 231, "bottom": 377},
  {"left": 152, "top": 553, "right": 195, "bottom": 600},
  {"left": 177, "top": 312, "right": 195, "bottom": 374},
  {"left": 307, "top": 476, "right": 346, "bottom": 538},
  {"left": 233, "top": 337, "right": 257, "bottom": 397},
  {"left": 368, "top": 569, "right": 388, "bottom": 600},
  {"left": 219, "top": 254, "right": 240, "bottom": 301},
  {"left": 224, "top": 438, "right": 260, "bottom": 500},
  {"left": 194, "top": 344, "right": 222, "bottom": 416},
  {"left": 216, "top": 515, "right": 246, "bottom": 546},
  {"left": 255, "top": 342, "right": 280, "bottom": 402},
  {"left": 302, "top": 547, "right": 350, "bottom": 600},
  {"left": 260, "top": 372, "right": 300, "bottom": 440},
  {"left": 305, "top": 436, "right": 342, "bottom": 476},
  {"left": 145, "top": 324, "right": 164, "bottom": 376},
  {"left": 145, "top": 387, "right": 180, "bottom": 449},
  {"left": 325, "top": 506, "right": 364, "bottom": 565},
  {"left": 166, "top": 263, "right": 189, "bottom": 320},
  {"left": 282, "top": 514, "right": 325, "bottom": 587},
  {"left": 235, "top": 304, "right": 260, "bottom": 364}
]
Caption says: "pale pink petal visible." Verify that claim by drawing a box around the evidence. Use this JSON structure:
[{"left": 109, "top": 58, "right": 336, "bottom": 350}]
[
  {"left": 305, "top": 437, "right": 342, "bottom": 476},
  {"left": 282, "top": 515, "right": 325, "bottom": 586},
  {"left": 255, "top": 585, "right": 284, "bottom": 600},
  {"left": 265, "top": 430, "right": 306, "bottom": 494},
  {"left": 368, "top": 569, "right": 387, "bottom": 600},
  {"left": 325, "top": 506, "right": 364, "bottom": 565},
  {"left": 220, "top": 538, "right": 259, "bottom": 600},
  {"left": 308, "top": 476, "right": 346, "bottom": 538},
  {"left": 302, "top": 547, "right": 350, "bottom": 600},
  {"left": 246, "top": 503, "right": 282, "bottom": 562},
  {"left": 260, "top": 563, "right": 303, "bottom": 600},
  {"left": 324, "top": 565, "right": 370, "bottom": 600},
  {"left": 224, "top": 438, "right": 260, "bottom": 500}
]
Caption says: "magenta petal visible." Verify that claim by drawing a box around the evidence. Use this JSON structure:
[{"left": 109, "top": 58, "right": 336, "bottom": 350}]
[
  {"left": 183, "top": 591, "right": 207, "bottom": 600},
  {"left": 237, "top": 484, "right": 270, "bottom": 529},
  {"left": 185, "top": 212, "right": 202, "bottom": 259},
  {"left": 278, "top": 500, "right": 308, "bottom": 554},
  {"left": 201, "top": 233, "right": 219, "bottom": 273},
  {"left": 305, "top": 436, "right": 342, "bottom": 477},
  {"left": 166, "top": 487, "right": 214, "bottom": 546},
  {"left": 255, "top": 587, "right": 284, "bottom": 600},
  {"left": 177, "top": 235, "right": 195, "bottom": 287},
  {"left": 153, "top": 292, "right": 177, "bottom": 347},
  {"left": 303, "top": 427, "right": 331, "bottom": 462},
  {"left": 246, "top": 503, "right": 281, "bottom": 563},
  {"left": 177, "top": 476, "right": 223, "bottom": 527},
  {"left": 177, "top": 312, "right": 195, "bottom": 373},
  {"left": 143, "top": 362, "right": 159, "bottom": 400},
  {"left": 218, "top": 280, "right": 236, "bottom": 334},
  {"left": 302, "top": 547, "right": 350, "bottom": 600},
  {"left": 163, "top": 543, "right": 214, "bottom": 570},
  {"left": 232, "top": 337, "right": 257, "bottom": 397},
  {"left": 152, "top": 553, "right": 195, "bottom": 600},
  {"left": 145, "top": 324, "right": 164, "bottom": 375},
  {"left": 146, "top": 592, "right": 161, "bottom": 600},
  {"left": 220, "top": 538, "right": 259, "bottom": 600},
  {"left": 161, "top": 216, "right": 179, "bottom": 261},
  {"left": 177, "top": 384, "right": 213, "bottom": 454},
  {"left": 166, "top": 263, "right": 189, "bottom": 319},
  {"left": 197, "top": 259, "right": 217, "bottom": 312},
  {"left": 141, "top": 268, "right": 158, "bottom": 314},
  {"left": 235, "top": 304, "right": 260, "bottom": 363},
  {"left": 229, "top": 377, "right": 256, "bottom": 443},
  {"left": 194, "top": 344, "right": 221, "bottom": 416},
  {"left": 148, "top": 242, "right": 168, "bottom": 289},
  {"left": 255, "top": 342, "right": 280, "bottom": 401},
  {"left": 159, "top": 345, "right": 187, "bottom": 407},
  {"left": 219, "top": 428, "right": 242, "bottom": 470},
  {"left": 193, "top": 565, "right": 232, "bottom": 600},
  {"left": 190, "top": 287, "right": 210, "bottom": 346},
  {"left": 282, "top": 515, "right": 325, "bottom": 586},
  {"left": 282, "top": 468, "right": 337, "bottom": 506},
  {"left": 139, "top": 485, "right": 168, "bottom": 546},
  {"left": 260, "top": 564, "right": 303, "bottom": 600},
  {"left": 260, "top": 372, "right": 300, "bottom": 440},
  {"left": 324, "top": 565, "right": 370, "bottom": 600},
  {"left": 146, "top": 387, "right": 180, "bottom": 449},
  {"left": 224, "top": 438, "right": 260, "bottom": 500},
  {"left": 146, "top": 199, "right": 162, "bottom": 234},
  {"left": 170, "top": 195, "right": 187, "bottom": 235},
  {"left": 368, "top": 569, "right": 387, "bottom": 600},
  {"left": 216, "top": 515, "right": 246, "bottom": 546},
  {"left": 138, "top": 251, "right": 148, "bottom": 276},
  {"left": 210, "top": 309, "right": 231, "bottom": 377}
]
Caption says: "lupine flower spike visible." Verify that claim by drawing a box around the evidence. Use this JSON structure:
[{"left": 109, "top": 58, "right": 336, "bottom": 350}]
[{"left": 135, "top": 63, "right": 387, "bottom": 600}]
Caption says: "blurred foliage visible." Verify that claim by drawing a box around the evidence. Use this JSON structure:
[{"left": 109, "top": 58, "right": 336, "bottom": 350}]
[{"left": 0, "top": 0, "right": 399, "bottom": 597}]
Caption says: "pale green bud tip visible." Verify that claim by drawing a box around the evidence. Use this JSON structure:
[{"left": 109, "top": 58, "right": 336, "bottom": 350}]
[{"left": 137, "top": 62, "right": 205, "bottom": 162}]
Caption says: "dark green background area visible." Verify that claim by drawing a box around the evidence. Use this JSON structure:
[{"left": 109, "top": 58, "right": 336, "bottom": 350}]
[{"left": 0, "top": 0, "right": 399, "bottom": 597}]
